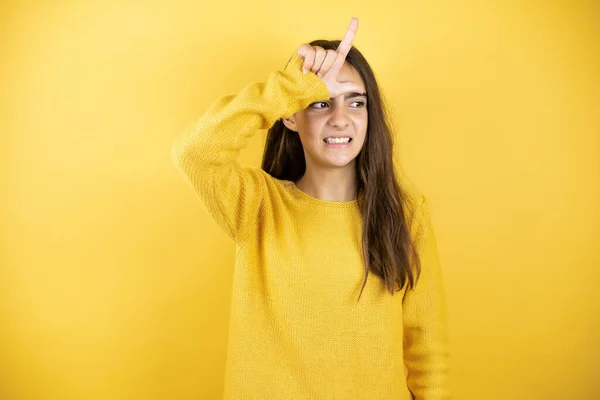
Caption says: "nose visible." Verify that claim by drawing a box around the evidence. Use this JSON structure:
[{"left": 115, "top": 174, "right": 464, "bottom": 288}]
[{"left": 327, "top": 104, "right": 350, "bottom": 129}]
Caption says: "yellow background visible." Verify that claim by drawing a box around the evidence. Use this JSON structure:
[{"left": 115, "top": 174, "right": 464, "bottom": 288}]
[{"left": 1, "top": 1, "right": 598, "bottom": 399}]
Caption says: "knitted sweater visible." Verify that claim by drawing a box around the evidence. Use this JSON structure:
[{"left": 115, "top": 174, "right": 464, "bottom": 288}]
[{"left": 171, "top": 52, "right": 451, "bottom": 400}]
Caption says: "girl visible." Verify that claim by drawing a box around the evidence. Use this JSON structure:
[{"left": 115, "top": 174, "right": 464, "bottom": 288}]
[{"left": 172, "top": 17, "right": 451, "bottom": 400}]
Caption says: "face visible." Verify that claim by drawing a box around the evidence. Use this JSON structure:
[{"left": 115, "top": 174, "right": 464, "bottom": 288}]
[{"left": 283, "top": 62, "right": 368, "bottom": 170}]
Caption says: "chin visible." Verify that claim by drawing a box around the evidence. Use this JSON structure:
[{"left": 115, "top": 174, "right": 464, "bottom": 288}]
[{"left": 323, "top": 155, "right": 357, "bottom": 167}]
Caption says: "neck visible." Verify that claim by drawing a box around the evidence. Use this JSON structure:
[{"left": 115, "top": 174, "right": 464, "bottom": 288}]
[{"left": 295, "top": 162, "right": 358, "bottom": 202}]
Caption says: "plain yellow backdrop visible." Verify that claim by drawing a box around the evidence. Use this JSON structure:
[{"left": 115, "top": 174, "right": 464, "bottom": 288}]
[{"left": 1, "top": 1, "right": 598, "bottom": 399}]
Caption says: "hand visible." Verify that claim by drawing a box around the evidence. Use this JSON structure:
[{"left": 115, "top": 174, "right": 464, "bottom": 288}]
[{"left": 296, "top": 17, "right": 363, "bottom": 98}]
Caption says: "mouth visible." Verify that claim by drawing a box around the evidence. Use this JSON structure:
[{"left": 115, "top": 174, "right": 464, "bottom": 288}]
[{"left": 323, "top": 136, "right": 353, "bottom": 145}]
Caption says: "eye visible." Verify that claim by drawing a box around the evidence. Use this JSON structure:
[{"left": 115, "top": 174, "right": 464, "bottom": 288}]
[
  {"left": 350, "top": 101, "right": 366, "bottom": 108},
  {"left": 309, "top": 101, "right": 330, "bottom": 109}
]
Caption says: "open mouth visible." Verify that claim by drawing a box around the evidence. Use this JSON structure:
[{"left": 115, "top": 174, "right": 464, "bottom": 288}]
[{"left": 323, "top": 137, "right": 352, "bottom": 144}]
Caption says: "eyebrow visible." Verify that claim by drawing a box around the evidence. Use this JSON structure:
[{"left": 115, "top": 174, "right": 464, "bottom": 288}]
[{"left": 330, "top": 92, "right": 367, "bottom": 100}]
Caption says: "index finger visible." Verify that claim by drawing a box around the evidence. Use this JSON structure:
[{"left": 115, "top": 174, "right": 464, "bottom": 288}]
[{"left": 336, "top": 17, "right": 358, "bottom": 59}]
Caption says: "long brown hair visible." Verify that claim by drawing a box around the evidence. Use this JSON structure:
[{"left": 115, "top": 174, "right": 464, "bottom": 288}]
[{"left": 261, "top": 40, "right": 422, "bottom": 301}]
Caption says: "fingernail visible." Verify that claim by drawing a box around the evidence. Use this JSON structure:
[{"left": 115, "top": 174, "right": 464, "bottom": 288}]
[{"left": 302, "top": 69, "right": 307, "bottom": 74}]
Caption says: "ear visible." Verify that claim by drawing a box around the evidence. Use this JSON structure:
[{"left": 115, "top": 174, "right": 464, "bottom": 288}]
[{"left": 281, "top": 114, "right": 298, "bottom": 132}]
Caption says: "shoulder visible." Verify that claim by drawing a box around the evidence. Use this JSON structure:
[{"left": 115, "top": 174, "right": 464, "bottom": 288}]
[
  {"left": 238, "top": 166, "right": 294, "bottom": 199},
  {"left": 401, "top": 187, "right": 425, "bottom": 219},
  {"left": 400, "top": 189, "right": 432, "bottom": 241}
]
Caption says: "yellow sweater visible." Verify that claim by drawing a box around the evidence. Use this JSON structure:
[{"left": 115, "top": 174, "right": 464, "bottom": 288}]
[{"left": 171, "top": 53, "right": 451, "bottom": 400}]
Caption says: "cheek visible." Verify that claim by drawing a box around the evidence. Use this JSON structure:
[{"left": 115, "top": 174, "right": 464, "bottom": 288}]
[
  {"left": 353, "top": 114, "right": 368, "bottom": 133},
  {"left": 298, "top": 117, "right": 326, "bottom": 142},
  {"left": 355, "top": 115, "right": 368, "bottom": 146}
]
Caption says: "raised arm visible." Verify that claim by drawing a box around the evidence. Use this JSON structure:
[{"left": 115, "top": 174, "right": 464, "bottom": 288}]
[
  {"left": 403, "top": 195, "right": 452, "bottom": 399},
  {"left": 171, "top": 53, "right": 330, "bottom": 241},
  {"left": 171, "top": 17, "right": 362, "bottom": 242}
]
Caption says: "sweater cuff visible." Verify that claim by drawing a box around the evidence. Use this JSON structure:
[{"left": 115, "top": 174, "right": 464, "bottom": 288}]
[{"left": 283, "top": 53, "right": 331, "bottom": 107}]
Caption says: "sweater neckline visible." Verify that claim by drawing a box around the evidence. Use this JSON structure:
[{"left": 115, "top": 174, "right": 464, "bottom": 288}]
[{"left": 284, "top": 180, "right": 359, "bottom": 208}]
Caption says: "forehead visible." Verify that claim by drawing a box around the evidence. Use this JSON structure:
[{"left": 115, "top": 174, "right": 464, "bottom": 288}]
[{"left": 337, "top": 62, "right": 366, "bottom": 91}]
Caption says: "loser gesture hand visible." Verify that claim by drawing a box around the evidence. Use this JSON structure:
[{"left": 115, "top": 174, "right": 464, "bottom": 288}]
[{"left": 296, "top": 17, "right": 362, "bottom": 98}]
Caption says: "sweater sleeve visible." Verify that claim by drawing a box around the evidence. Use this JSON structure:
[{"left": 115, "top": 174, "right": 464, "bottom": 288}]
[
  {"left": 402, "top": 195, "right": 452, "bottom": 399},
  {"left": 171, "top": 53, "right": 330, "bottom": 241}
]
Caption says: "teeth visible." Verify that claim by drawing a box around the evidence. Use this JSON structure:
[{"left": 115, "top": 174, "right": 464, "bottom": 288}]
[{"left": 324, "top": 137, "right": 351, "bottom": 144}]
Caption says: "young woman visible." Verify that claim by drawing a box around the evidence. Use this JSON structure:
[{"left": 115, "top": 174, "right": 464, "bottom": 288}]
[{"left": 172, "top": 17, "right": 451, "bottom": 400}]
